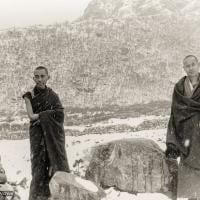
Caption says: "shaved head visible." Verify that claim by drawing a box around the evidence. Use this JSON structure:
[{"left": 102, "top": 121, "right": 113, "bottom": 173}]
[
  {"left": 34, "top": 66, "right": 48, "bottom": 75},
  {"left": 183, "top": 55, "right": 198, "bottom": 64}
]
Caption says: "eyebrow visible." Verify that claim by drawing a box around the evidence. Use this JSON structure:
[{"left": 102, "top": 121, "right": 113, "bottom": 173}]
[{"left": 34, "top": 74, "right": 46, "bottom": 77}]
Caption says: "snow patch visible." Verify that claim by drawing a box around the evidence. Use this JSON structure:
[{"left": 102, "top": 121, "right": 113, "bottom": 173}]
[
  {"left": 64, "top": 126, "right": 86, "bottom": 132},
  {"left": 75, "top": 177, "right": 98, "bottom": 192},
  {"left": 105, "top": 115, "right": 167, "bottom": 127},
  {"left": 104, "top": 187, "right": 171, "bottom": 200},
  {"left": 65, "top": 115, "right": 169, "bottom": 132}
]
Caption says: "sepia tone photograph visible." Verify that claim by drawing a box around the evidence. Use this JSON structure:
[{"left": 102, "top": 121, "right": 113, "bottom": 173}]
[{"left": 0, "top": 0, "right": 200, "bottom": 200}]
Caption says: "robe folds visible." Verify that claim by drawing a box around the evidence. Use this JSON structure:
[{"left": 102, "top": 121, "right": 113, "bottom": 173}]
[
  {"left": 26, "top": 86, "right": 70, "bottom": 200},
  {"left": 166, "top": 75, "right": 200, "bottom": 198}
]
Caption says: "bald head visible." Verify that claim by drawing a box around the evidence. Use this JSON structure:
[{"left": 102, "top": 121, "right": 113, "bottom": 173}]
[
  {"left": 34, "top": 66, "right": 48, "bottom": 75},
  {"left": 183, "top": 55, "right": 198, "bottom": 65}
]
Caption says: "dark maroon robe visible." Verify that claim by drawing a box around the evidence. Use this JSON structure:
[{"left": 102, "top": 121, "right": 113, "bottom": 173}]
[
  {"left": 166, "top": 75, "right": 200, "bottom": 198},
  {"left": 24, "top": 86, "right": 70, "bottom": 200}
]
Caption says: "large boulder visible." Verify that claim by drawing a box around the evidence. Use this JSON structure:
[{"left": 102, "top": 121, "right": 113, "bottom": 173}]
[
  {"left": 85, "top": 138, "right": 173, "bottom": 195},
  {"left": 49, "top": 171, "right": 106, "bottom": 200}
]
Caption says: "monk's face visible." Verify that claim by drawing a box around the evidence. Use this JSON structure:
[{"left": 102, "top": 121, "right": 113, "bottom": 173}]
[
  {"left": 183, "top": 57, "right": 199, "bottom": 78},
  {"left": 33, "top": 69, "right": 49, "bottom": 89}
]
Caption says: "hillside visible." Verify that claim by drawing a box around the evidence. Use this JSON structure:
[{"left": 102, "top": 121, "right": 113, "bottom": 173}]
[{"left": 1, "top": 0, "right": 200, "bottom": 115}]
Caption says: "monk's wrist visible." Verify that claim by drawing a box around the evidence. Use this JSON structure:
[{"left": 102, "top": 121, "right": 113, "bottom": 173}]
[{"left": 30, "top": 114, "right": 39, "bottom": 121}]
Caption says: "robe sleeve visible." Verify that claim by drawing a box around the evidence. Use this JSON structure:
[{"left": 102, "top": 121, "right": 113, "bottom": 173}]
[
  {"left": 37, "top": 92, "right": 70, "bottom": 172},
  {"left": 22, "top": 91, "right": 32, "bottom": 100},
  {"left": 166, "top": 89, "right": 180, "bottom": 159},
  {"left": 38, "top": 110, "right": 70, "bottom": 172}
]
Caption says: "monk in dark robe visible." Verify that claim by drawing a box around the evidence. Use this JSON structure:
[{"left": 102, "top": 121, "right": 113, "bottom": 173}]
[
  {"left": 23, "top": 66, "right": 70, "bottom": 200},
  {"left": 166, "top": 55, "right": 200, "bottom": 200}
]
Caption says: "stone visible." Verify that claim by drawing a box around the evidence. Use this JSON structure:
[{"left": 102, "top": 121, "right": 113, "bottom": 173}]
[
  {"left": 85, "top": 138, "right": 172, "bottom": 195},
  {"left": 0, "top": 158, "right": 6, "bottom": 184},
  {"left": 0, "top": 156, "right": 20, "bottom": 200},
  {"left": 0, "top": 183, "right": 15, "bottom": 200},
  {"left": 49, "top": 171, "right": 106, "bottom": 200}
]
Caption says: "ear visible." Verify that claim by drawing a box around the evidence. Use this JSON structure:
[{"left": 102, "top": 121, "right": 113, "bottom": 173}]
[
  {"left": 183, "top": 65, "right": 187, "bottom": 74},
  {"left": 33, "top": 76, "right": 37, "bottom": 83}
]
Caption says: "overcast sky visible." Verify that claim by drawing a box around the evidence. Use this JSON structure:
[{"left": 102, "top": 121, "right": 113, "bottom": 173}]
[{"left": 0, "top": 0, "right": 92, "bottom": 30}]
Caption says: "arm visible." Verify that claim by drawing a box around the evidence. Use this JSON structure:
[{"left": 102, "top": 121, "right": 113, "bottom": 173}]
[
  {"left": 165, "top": 87, "right": 180, "bottom": 160},
  {"left": 24, "top": 97, "right": 39, "bottom": 121}
]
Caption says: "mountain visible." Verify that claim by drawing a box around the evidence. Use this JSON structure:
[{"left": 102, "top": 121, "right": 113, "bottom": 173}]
[
  {"left": 1, "top": 0, "right": 200, "bottom": 115},
  {"left": 82, "top": 0, "right": 199, "bottom": 19}
]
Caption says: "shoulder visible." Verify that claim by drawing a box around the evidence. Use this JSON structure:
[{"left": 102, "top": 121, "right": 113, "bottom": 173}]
[
  {"left": 174, "top": 76, "right": 186, "bottom": 89},
  {"left": 47, "top": 87, "right": 58, "bottom": 95},
  {"left": 172, "top": 76, "right": 186, "bottom": 96},
  {"left": 47, "top": 87, "right": 60, "bottom": 100},
  {"left": 47, "top": 87, "right": 63, "bottom": 108}
]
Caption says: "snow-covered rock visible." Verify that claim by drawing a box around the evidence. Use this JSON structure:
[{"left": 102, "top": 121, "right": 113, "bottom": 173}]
[{"left": 49, "top": 171, "right": 105, "bottom": 200}]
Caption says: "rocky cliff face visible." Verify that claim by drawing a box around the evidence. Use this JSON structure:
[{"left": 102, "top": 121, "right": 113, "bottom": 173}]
[
  {"left": 82, "top": 0, "right": 199, "bottom": 19},
  {"left": 1, "top": 0, "right": 200, "bottom": 113}
]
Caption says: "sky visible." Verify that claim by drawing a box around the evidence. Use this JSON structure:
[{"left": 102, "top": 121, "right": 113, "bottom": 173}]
[{"left": 0, "top": 0, "right": 92, "bottom": 30}]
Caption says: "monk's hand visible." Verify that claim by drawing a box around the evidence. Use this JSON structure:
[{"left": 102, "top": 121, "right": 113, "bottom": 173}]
[
  {"left": 22, "top": 91, "right": 32, "bottom": 101},
  {"left": 165, "top": 143, "right": 180, "bottom": 159},
  {"left": 184, "top": 139, "right": 190, "bottom": 147},
  {"left": 30, "top": 114, "right": 39, "bottom": 121},
  {"left": 165, "top": 143, "right": 179, "bottom": 174}
]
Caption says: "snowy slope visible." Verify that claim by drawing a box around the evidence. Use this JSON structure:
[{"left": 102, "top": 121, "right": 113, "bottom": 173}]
[{"left": 0, "top": 115, "right": 175, "bottom": 200}]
